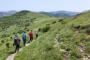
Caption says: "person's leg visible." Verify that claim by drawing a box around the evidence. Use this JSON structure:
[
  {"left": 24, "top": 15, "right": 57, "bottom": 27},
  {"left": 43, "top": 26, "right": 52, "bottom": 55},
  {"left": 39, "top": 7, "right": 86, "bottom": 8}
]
[
  {"left": 28, "top": 38, "right": 30, "bottom": 43},
  {"left": 23, "top": 41, "right": 24, "bottom": 46},
  {"left": 24, "top": 40, "right": 26, "bottom": 46},
  {"left": 30, "top": 38, "right": 33, "bottom": 42},
  {"left": 15, "top": 45, "right": 18, "bottom": 53},
  {"left": 23, "top": 39, "right": 25, "bottom": 46},
  {"left": 31, "top": 37, "right": 33, "bottom": 42},
  {"left": 25, "top": 40, "right": 26, "bottom": 45},
  {"left": 15, "top": 46, "right": 17, "bottom": 53},
  {"left": 17, "top": 45, "right": 19, "bottom": 52},
  {"left": 23, "top": 40, "right": 25, "bottom": 46}
]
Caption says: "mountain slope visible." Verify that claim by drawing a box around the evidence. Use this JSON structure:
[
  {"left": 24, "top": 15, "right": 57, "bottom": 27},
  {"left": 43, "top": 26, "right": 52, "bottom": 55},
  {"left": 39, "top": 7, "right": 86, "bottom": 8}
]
[
  {"left": 15, "top": 11, "right": 90, "bottom": 60},
  {"left": 0, "top": 10, "right": 50, "bottom": 31},
  {"left": 0, "top": 10, "right": 51, "bottom": 60},
  {"left": 0, "top": 10, "right": 90, "bottom": 60}
]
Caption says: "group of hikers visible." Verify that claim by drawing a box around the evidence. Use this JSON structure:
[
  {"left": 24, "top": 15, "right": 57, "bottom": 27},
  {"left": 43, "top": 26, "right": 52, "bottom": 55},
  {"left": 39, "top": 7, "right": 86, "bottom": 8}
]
[{"left": 13, "top": 30, "right": 34, "bottom": 53}]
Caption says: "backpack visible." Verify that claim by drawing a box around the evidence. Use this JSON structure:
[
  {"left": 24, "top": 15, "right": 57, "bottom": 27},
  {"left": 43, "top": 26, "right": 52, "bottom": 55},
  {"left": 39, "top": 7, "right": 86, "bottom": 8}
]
[
  {"left": 13, "top": 38, "right": 17, "bottom": 46},
  {"left": 13, "top": 36, "right": 20, "bottom": 46},
  {"left": 22, "top": 33, "right": 26, "bottom": 40}
]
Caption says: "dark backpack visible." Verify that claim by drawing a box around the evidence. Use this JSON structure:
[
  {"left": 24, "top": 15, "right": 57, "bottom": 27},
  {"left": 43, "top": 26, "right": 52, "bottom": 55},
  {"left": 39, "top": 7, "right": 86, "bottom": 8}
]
[{"left": 13, "top": 39, "right": 17, "bottom": 46}]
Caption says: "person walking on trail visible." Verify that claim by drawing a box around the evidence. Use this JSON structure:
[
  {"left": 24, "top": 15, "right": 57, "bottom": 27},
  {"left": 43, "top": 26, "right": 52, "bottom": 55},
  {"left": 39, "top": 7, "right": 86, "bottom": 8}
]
[
  {"left": 35, "top": 32, "right": 38, "bottom": 39},
  {"left": 13, "top": 34, "right": 21, "bottom": 53},
  {"left": 28, "top": 30, "right": 33, "bottom": 43},
  {"left": 22, "top": 32, "right": 27, "bottom": 46}
]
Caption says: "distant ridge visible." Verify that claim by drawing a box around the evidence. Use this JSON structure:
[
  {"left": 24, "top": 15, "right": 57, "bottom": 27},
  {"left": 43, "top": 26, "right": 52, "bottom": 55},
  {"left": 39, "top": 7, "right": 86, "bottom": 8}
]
[
  {"left": 39, "top": 10, "right": 79, "bottom": 17},
  {"left": 0, "top": 11, "right": 16, "bottom": 17},
  {"left": 0, "top": 10, "right": 79, "bottom": 17}
]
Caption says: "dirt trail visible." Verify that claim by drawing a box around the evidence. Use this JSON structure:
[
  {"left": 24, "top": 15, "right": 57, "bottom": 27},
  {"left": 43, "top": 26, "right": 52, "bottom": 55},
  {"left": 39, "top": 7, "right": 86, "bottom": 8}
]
[{"left": 6, "top": 44, "right": 30, "bottom": 60}]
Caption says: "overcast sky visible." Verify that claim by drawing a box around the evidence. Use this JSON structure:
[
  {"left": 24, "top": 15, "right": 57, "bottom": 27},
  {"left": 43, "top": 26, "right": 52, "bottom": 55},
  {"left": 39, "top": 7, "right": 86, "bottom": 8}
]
[{"left": 0, "top": 0, "right": 90, "bottom": 12}]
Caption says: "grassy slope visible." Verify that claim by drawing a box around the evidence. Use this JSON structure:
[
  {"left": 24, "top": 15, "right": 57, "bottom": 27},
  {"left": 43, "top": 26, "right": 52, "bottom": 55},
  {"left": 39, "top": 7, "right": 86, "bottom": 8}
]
[
  {"left": 0, "top": 10, "right": 51, "bottom": 60},
  {"left": 0, "top": 10, "right": 90, "bottom": 60},
  {"left": 15, "top": 11, "right": 90, "bottom": 60}
]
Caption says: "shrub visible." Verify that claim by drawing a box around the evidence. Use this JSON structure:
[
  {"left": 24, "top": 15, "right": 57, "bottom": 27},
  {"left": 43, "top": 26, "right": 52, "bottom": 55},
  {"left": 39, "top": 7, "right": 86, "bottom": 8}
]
[
  {"left": 85, "top": 45, "right": 90, "bottom": 54},
  {"left": 60, "top": 20, "right": 66, "bottom": 24},
  {"left": 17, "top": 29, "right": 24, "bottom": 34},
  {"left": 85, "top": 28, "right": 90, "bottom": 35},
  {"left": 1, "top": 40, "right": 4, "bottom": 43},
  {"left": 58, "top": 19, "right": 63, "bottom": 22},
  {"left": 66, "top": 48, "right": 71, "bottom": 52},
  {"left": 70, "top": 50, "right": 82, "bottom": 59},
  {"left": 39, "top": 24, "right": 50, "bottom": 33},
  {"left": 85, "top": 48, "right": 90, "bottom": 54},
  {"left": 24, "top": 27, "right": 29, "bottom": 31},
  {"left": 52, "top": 21, "right": 56, "bottom": 24},
  {"left": 13, "top": 32, "right": 16, "bottom": 34},
  {"left": 72, "top": 24, "right": 81, "bottom": 30},
  {"left": 38, "top": 28, "right": 41, "bottom": 32},
  {"left": 25, "top": 23, "right": 30, "bottom": 27},
  {"left": 60, "top": 44, "right": 66, "bottom": 49},
  {"left": 1, "top": 33, "right": 10, "bottom": 38},
  {"left": 45, "top": 47, "right": 53, "bottom": 51},
  {"left": 6, "top": 43, "right": 10, "bottom": 48},
  {"left": 31, "top": 18, "right": 36, "bottom": 22}
]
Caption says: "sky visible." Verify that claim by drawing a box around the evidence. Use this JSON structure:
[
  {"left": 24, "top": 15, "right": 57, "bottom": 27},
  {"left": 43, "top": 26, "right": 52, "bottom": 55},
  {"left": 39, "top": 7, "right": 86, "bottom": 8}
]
[{"left": 0, "top": 0, "right": 90, "bottom": 12}]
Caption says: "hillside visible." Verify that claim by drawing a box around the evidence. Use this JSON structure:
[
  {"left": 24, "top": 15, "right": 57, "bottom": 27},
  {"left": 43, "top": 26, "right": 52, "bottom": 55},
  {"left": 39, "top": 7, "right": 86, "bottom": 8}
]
[
  {"left": 0, "top": 10, "right": 51, "bottom": 60},
  {"left": 0, "top": 10, "right": 90, "bottom": 60},
  {"left": 14, "top": 11, "right": 90, "bottom": 60}
]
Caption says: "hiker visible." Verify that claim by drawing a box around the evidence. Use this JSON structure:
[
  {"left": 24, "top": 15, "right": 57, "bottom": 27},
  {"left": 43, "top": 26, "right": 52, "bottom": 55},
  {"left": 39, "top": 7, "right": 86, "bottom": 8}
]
[
  {"left": 13, "top": 34, "right": 21, "bottom": 53},
  {"left": 22, "top": 31, "right": 27, "bottom": 46},
  {"left": 28, "top": 30, "right": 33, "bottom": 43},
  {"left": 35, "top": 32, "right": 38, "bottom": 38}
]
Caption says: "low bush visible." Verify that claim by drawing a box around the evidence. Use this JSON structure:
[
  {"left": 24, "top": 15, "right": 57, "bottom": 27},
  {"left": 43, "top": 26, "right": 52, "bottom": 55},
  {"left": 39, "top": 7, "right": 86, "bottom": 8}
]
[
  {"left": 39, "top": 24, "right": 50, "bottom": 33},
  {"left": 58, "top": 19, "right": 63, "bottom": 22},
  {"left": 1, "top": 40, "right": 5, "bottom": 43},
  {"left": 6, "top": 43, "right": 10, "bottom": 48},
  {"left": 52, "top": 21, "right": 56, "bottom": 24},
  {"left": 17, "top": 29, "right": 24, "bottom": 34}
]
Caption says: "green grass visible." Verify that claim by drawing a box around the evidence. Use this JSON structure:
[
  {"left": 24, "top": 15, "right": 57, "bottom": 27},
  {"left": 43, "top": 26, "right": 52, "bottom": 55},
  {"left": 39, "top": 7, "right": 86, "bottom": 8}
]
[{"left": 0, "top": 10, "right": 90, "bottom": 60}]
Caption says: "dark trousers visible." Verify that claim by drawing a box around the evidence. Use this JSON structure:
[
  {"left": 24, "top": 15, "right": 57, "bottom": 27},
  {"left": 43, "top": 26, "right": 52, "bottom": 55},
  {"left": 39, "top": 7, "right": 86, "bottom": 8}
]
[
  {"left": 23, "top": 40, "right": 26, "bottom": 46},
  {"left": 15, "top": 44, "right": 20, "bottom": 53},
  {"left": 28, "top": 38, "right": 33, "bottom": 43}
]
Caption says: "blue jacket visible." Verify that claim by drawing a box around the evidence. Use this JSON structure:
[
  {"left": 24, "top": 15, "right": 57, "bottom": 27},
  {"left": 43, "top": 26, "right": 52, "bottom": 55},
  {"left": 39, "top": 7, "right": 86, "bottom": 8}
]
[{"left": 22, "top": 32, "right": 26, "bottom": 40}]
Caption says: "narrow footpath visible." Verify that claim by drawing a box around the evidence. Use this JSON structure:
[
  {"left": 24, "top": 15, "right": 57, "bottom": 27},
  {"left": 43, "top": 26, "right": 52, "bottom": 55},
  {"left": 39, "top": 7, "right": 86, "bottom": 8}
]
[{"left": 6, "top": 44, "right": 30, "bottom": 60}]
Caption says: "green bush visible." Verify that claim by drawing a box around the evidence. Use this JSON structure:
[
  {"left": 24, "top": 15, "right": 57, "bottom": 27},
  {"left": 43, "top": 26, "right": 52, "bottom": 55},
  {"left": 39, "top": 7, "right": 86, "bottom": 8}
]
[
  {"left": 85, "top": 47, "right": 90, "bottom": 54},
  {"left": 1, "top": 40, "right": 5, "bottom": 43},
  {"left": 58, "top": 19, "right": 63, "bottom": 22},
  {"left": 72, "top": 24, "right": 81, "bottom": 30},
  {"left": 1, "top": 33, "right": 10, "bottom": 38},
  {"left": 39, "top": 24, "right": 50, "bottom": 33},
  {"left": 65, "top": 48, "right": 71, "bottom": 52},
  {"left": 52, "top": 21, "right": 56, "bottom": 24},
  {"left": 70, "top": 50, "right": 82, "bottom": 59},
  {"left": 85, "top": 44, "right": 90, "bottom": 54},
  {"left": 6, "top": 43, "right": 10, "bottom": 48},
  {"left": 17, "top": 29, "right": 24, "bottom": 34},
  {"left": 71, "top": 53, "right": 82, "bottom": 59}
]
